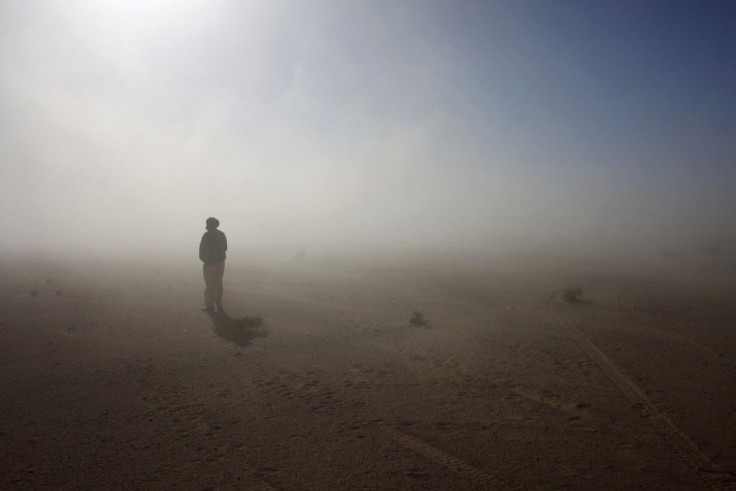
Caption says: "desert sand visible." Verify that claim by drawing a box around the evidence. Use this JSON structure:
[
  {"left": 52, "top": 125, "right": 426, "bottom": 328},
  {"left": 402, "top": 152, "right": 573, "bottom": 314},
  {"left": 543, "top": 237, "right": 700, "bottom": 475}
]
[{"left": 1, "top": 252, "right": 735, "bottom": 489}]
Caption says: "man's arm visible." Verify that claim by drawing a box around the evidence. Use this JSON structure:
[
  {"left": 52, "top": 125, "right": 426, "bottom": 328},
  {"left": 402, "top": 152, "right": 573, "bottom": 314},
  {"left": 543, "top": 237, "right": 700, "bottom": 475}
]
[{"left": 199, "top": 235, "right": 206, "bottom": 262}]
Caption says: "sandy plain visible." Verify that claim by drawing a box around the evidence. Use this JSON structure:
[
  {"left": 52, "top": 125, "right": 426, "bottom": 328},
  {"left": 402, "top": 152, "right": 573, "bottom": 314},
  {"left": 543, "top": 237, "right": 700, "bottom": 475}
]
[{"left": 1, "top": 251, "right": 735, "bottom": 489}]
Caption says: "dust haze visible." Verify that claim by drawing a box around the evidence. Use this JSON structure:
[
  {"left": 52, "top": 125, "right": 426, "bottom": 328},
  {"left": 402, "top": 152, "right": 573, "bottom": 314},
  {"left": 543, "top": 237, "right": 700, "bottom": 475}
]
[
  {"left": 3, "top": 3, "right": 736, "bottom": 488},
  {"left": 2, "top": 1, "right": 733, "bottom": 263}
]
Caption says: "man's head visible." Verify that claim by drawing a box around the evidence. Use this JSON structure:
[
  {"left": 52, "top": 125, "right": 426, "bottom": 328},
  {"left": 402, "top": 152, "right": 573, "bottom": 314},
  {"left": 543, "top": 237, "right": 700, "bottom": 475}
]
[{"left": 206, "top": 217, "right": 220, "bottom": 230}]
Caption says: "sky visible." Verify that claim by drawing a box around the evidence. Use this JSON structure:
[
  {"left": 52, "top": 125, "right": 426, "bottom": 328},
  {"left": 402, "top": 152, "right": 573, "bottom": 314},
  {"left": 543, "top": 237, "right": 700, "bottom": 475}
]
[{"left": 1, "top": 0, "right": 735, "bottom": 257}]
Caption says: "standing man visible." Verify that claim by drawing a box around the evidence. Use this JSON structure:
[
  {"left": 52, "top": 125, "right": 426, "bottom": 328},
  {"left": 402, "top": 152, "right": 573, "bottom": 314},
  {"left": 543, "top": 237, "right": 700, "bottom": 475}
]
[{"left": 199, "top": 217, "right": 227, "bottom": 313}]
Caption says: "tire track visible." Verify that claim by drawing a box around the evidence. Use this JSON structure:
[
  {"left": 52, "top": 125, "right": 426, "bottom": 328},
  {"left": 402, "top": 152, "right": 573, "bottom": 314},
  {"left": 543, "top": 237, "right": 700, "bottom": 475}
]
[
  {"left": 273, "top": 363, "right": 511, "bottom": 487},
  {"left": 549, "top": 292, "right": 735, "bottom": 489},
  {"left": 380, "top": 423, "right": 514, "bottom": 488}
]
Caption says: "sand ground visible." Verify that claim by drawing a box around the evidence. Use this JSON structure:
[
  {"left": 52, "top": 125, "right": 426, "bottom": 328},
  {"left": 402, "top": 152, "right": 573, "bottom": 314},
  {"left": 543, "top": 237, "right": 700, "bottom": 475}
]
[{"left": 1, "top": 253, "right": 735, "bottom": 489}]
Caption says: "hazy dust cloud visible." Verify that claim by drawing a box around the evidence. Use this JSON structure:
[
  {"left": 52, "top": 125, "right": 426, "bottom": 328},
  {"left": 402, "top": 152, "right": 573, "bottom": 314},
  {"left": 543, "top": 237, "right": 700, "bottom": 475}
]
[{"left": 1, "top": 1, "right": 734, "bottom": 260}]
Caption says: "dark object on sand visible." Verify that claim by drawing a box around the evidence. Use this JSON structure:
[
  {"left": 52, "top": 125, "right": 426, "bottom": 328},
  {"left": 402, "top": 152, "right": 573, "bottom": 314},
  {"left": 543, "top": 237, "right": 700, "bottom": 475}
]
[
  {"left": 55, "top": 289, "right": 63, "bottom": 296},
  {"left": 562, "top": 287, "right": 583, "bottom": 303},
  {"left": 409, "top": 311, "right": 429, "bottom": 328},
  {"left": 30, "top": 290, "right": 39, "bottom": 297},
  {"left": 233, "top": 315, "right": 264, "bottom": 329},
  {"left": 211, "top": 312, "right": 267, "bottom": 347}
]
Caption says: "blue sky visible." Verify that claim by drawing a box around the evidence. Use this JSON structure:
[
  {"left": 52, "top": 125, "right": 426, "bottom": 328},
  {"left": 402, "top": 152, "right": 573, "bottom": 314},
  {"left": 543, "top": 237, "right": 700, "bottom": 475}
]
[{"left": 1, "top": 0, "right": 734, "bottom": 255}]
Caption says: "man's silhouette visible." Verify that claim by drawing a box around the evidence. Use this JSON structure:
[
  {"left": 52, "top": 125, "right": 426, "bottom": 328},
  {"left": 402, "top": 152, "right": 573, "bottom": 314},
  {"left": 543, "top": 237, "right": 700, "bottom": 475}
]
[{"left": 199, "top": 217, "right": 227, "bottom": 312}]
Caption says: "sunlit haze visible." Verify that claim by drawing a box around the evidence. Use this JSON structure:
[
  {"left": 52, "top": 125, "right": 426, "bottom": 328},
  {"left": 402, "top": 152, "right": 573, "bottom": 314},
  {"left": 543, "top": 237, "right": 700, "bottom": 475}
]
[{"left": 2, "top": 0, "right": 735, "bottom": 258}]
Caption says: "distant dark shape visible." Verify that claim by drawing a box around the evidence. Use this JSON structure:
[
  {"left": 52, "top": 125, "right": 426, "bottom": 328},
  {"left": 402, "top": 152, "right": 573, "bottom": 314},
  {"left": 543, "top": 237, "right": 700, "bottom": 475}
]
[
  {"left": 562, "top": 286, "right": 584, "bottom": 304},
  {"left": 199, "top": 217, "right": 227, "bottom": 313},
  {"left": 30, "top": 289, "right": 38, "bottom": 297},
  {"left": 208, "top": 310, "right": 267, "bottom": 347},
  {"left": 55, "top": 289, "right": 63, "bottom": 296},
  {"left": 296, "top": 250, "right": 307, "bottom": 259},
  {"left": 409, "top": 311, "right": 429, "bottom": 328},
  {"left": 662, "top": 249, "right": 686, "bottom": 260}
]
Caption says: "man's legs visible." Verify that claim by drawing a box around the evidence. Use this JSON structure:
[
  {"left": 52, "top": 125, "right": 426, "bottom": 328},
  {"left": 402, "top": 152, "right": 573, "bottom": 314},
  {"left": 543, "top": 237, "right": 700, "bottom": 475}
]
[
  {"left": 203, "top": 262, "right": 225, "bottom": 311},
  {"left": 212, "top": 262, "right": 225, "bottom": 310},
  {"left": 203, "top": 264, "right": 216, "bottom": 310}
]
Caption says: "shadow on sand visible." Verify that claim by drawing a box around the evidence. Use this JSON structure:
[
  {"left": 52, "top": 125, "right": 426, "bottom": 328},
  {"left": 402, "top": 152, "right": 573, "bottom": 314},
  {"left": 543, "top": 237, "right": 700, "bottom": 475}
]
[{"left": 208, "top": 311, "right": 267, "bottom": 347}]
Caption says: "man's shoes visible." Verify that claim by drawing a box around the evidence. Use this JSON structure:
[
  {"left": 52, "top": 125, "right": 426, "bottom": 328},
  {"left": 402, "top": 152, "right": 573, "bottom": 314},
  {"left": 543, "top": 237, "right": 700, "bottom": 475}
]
[
  {"left": 202, "top": 306, "right": 215, "bottom": 313},
  {"left": 215, "top": 303, "right": 224, "bottom": 313}
]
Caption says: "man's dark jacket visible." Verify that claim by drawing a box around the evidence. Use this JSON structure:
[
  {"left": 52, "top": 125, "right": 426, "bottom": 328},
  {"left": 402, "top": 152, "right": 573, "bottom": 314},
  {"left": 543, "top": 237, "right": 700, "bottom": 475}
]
[{"left": 199, "top": 229, "right": 227, "bottom": 265}]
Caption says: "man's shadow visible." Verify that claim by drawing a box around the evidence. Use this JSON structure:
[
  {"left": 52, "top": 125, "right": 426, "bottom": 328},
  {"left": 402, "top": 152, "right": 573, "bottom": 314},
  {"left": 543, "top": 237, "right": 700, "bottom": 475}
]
[{"left": 208, "top": 310, "right": 267, "bottom": 347}]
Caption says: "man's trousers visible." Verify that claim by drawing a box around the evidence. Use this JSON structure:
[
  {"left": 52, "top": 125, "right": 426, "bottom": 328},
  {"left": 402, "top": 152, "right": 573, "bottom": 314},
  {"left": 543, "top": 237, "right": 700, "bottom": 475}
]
[{"left": 203, "top": 262, "right": 225, "bottom": 308}]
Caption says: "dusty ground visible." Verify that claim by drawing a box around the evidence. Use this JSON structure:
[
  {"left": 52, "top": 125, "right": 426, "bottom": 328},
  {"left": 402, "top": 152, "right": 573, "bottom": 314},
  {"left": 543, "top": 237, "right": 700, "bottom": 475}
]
[{"left": 1, "top": 252, "right": 735, "bottom": 489}]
